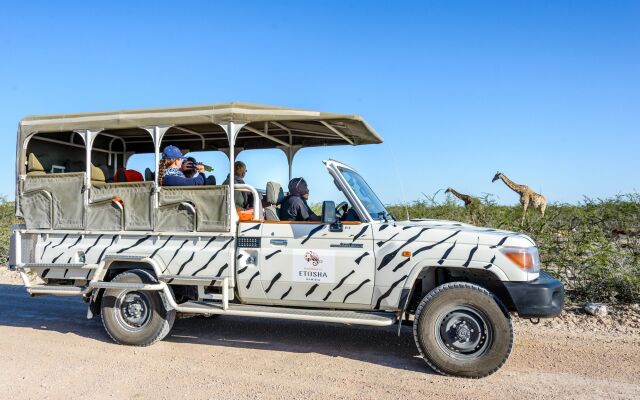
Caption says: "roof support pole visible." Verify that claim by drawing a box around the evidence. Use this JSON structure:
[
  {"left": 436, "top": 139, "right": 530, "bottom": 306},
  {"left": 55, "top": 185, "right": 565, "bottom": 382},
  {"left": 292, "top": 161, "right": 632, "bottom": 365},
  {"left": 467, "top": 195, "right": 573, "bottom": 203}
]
[
  {"left": 277, "top": 145, "right": 302, "bottom": 182},
  {"left": 76, "top": 129, "right": 101, "bottom": 223},
  {"left": 144, "top": 126, "right": 171, "bottom": 226},
  {"left": 221, "top": 122, "right": 246, "bottom": 225}
]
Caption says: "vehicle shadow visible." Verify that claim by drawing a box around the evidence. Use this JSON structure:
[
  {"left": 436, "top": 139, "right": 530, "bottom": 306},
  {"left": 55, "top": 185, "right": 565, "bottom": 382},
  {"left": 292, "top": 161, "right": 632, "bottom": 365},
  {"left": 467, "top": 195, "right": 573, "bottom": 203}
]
[{"left": 0, "top": 283, "right": 430, "bottom": 374}]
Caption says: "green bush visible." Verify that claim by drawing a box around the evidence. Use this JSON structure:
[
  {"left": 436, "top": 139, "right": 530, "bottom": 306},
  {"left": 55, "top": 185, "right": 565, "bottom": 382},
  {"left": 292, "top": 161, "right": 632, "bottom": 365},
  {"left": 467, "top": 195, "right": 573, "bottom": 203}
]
[
  {"left": 388, "top": 193, "right": 640, "bottom": 304},
  {"left": 0, "top": 199, "right": 20, "bottom": 266}
]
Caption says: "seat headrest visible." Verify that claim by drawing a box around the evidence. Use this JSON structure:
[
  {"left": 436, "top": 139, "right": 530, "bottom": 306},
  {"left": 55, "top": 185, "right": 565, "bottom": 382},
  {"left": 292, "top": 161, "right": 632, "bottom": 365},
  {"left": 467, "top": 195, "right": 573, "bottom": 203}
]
[
  {"left": 91, "top": 164, "right": 106, "bottom": 183},
  {"left": 27, "top": 153, "right": 45, "bottom": 173},
  {"left": 266, "top": 181, "right": 284, "bottom": 205}
]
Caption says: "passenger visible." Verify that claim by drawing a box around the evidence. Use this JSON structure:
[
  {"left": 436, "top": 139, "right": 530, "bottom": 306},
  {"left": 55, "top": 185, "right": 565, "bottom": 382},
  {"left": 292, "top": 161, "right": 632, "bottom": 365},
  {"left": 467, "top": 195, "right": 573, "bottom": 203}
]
[
  {"left": 279, "top": 177, "right": 321, "bottom": 222},
  {"left": 180, "top": 156, "right": 199, "bottom": 178},
  {"left": 158, "top": 145, "right": 205, "bottom": 186},
  {"left": 223, "top": 161, "right": 251, "bottom": 210}
]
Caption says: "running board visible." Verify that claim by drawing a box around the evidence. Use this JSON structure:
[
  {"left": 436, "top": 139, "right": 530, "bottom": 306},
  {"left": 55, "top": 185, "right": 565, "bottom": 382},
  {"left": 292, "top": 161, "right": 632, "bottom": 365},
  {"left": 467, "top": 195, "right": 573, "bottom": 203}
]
[
  {"left": 176, "top": 302, "right": 397, "bottom": 327},
  {"left": 28, "top": 285, "right": 86, "bottom": 296},
  {"left": 22, "top": 263, "right": 86, "bottom": 269}
]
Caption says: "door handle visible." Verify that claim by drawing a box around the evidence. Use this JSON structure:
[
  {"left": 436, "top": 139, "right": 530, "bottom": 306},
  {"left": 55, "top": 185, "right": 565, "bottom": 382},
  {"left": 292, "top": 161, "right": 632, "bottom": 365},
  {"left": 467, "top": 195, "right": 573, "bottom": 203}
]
[{"left": 270, "top": 239, "right": 288, "bottom": 246}]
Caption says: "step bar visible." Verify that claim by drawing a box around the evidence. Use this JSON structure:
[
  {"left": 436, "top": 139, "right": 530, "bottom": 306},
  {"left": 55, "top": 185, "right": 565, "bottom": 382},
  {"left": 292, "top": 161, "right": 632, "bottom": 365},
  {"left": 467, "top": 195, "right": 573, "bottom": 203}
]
[{"left": 175, "top": 302, "right": 397, "bottom": 326}]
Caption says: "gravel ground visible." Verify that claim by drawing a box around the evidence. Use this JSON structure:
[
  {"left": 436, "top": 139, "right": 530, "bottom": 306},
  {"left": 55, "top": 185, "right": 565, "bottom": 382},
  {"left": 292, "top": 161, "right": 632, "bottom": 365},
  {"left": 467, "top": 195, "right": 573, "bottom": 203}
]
[{"left": 0, "top": 268, "right": 638, "bottom": 400}]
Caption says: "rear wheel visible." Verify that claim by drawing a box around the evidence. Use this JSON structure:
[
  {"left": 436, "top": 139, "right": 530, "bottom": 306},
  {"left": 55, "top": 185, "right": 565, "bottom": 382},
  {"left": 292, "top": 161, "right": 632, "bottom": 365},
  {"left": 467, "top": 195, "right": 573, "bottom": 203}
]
[
  {"left": 413, "top": 282, "right": 513, "bottom": 378},
  {"left": 101, "top": 269, "right": 175, "bottom": 346}
]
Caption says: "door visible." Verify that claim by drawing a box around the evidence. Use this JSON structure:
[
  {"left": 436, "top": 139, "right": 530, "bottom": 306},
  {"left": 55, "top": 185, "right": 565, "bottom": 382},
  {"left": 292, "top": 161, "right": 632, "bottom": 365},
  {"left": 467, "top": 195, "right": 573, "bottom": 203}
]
[{"left": 258, "top": 221, "right": 375, "bottom": 309}]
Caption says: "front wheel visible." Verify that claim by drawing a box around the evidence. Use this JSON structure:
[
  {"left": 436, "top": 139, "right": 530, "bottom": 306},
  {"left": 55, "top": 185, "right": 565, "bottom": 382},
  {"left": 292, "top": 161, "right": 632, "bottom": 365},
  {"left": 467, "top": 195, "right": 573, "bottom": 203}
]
[
  {"left": 413, "top": 282, "right": 513, "bottom": 378},
  {"left": 101, "top": 269, "right": 175, "bottom": 346}
]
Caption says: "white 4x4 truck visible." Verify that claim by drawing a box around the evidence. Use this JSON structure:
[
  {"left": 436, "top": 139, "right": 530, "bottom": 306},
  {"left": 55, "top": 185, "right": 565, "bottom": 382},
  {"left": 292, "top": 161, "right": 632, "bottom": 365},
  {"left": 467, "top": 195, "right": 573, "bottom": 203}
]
[{"left": 8, "top": 103, "right": 563, "bottom": 378}]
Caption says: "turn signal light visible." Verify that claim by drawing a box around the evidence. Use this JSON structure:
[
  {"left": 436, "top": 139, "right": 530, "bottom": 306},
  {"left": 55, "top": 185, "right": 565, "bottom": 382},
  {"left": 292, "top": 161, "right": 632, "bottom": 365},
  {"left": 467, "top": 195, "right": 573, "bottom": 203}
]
[
  {"left": 500, "top": 247, "right": 540, "bottom": 272},
  {"left": 402, "top": 251, "right": 411, "bottom": 257}
]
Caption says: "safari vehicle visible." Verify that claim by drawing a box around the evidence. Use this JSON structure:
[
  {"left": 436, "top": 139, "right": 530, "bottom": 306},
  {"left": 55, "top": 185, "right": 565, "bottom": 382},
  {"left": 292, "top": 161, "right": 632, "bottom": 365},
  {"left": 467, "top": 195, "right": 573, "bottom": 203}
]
[{"left": 8, "top": 103, "right": 563, "bottom": 378}]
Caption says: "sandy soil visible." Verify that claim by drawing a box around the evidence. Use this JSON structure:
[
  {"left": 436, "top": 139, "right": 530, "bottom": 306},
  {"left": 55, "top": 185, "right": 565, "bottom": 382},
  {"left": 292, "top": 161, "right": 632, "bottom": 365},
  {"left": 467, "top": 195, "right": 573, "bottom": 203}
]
[{"left": 0, "top": 268, "right": 638, "bottom": 400}]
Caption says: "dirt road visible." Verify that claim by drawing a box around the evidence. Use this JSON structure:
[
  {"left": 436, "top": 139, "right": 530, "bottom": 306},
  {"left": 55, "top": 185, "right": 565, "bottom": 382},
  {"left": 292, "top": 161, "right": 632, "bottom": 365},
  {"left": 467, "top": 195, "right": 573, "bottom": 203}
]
[{"left": 0, "top": 270, "right": 638, "bottom": 400}]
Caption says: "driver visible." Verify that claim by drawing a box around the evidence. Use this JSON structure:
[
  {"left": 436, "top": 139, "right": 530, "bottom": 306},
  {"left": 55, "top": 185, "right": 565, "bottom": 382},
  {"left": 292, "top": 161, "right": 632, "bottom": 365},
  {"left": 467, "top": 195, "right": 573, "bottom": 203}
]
[{"left": 279, "top": 177, "right": 321, "bottom": 222}]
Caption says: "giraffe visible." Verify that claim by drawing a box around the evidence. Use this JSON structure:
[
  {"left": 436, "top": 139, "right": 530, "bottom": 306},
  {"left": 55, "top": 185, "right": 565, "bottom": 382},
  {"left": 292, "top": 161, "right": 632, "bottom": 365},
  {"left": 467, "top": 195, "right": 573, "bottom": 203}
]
[
  {"left": 445, "top": 187, "right": 481, "bottom": 224},
  {"left": 492, "top": 172, "right": 547, "bottom": 221},
  {"left": 445, "top": 187, "right": 479, "bottom": 207}
]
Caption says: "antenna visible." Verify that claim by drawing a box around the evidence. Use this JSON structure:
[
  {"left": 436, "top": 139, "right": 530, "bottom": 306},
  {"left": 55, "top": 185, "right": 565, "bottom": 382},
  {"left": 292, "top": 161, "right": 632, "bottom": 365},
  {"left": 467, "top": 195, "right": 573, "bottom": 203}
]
[{"left": 386, "top": 143, "right": 410, "bottom": 221}]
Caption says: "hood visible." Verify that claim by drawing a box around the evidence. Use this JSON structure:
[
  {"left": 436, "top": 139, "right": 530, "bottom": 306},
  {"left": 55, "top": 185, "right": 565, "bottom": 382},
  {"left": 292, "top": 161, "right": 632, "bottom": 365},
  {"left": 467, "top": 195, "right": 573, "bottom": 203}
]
[{"left": 381, "top": 219, "right": 536, "bottom": 248}]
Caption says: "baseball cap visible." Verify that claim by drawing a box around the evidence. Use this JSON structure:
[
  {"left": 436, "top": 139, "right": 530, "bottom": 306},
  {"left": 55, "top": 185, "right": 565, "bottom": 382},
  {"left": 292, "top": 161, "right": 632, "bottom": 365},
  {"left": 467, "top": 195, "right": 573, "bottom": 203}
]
[{"left": 162, "top": 145, "right": 183, "bottom": 159}]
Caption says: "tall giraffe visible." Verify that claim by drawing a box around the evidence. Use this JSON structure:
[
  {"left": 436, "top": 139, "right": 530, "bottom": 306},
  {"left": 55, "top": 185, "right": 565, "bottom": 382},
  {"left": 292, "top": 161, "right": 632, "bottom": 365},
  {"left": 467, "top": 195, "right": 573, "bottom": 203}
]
[
  {"left": 492, "top": 172, "right": 547, "bottom": 220},
  {"left": 445, "top": 187, "right": 478, "bottom": 207}
]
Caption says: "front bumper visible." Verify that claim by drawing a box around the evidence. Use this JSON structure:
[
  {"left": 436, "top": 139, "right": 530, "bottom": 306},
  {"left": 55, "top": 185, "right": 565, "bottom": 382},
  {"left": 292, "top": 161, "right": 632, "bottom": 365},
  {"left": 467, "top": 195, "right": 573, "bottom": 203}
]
[{"left": 503, "top": 271, "right": 564, "bottom": 318}]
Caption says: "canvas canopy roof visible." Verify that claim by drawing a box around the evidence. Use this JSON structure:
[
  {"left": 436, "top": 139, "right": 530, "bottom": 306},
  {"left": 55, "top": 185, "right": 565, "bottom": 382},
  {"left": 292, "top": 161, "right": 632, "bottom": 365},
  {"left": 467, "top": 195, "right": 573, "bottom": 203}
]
[{"left": 18, "top": 102, "right": 383, "bottom": 153}]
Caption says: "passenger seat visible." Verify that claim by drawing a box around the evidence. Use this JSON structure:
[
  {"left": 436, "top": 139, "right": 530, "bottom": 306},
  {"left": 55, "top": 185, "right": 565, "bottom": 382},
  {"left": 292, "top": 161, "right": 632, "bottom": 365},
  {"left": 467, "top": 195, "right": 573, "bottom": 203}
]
[{"left": 264, "top": 181, "right": 284, "bottom": 220}]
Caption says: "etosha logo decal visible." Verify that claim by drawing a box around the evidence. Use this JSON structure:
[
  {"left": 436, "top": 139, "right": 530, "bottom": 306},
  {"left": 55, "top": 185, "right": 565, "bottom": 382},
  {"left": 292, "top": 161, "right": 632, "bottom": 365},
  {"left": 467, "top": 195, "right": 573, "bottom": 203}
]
[
  {"left": 304, "top": 251, "right": 323, "bottom": 266},
  {"left": 292, "top": 249, "right": 335, "bottom": 283}
]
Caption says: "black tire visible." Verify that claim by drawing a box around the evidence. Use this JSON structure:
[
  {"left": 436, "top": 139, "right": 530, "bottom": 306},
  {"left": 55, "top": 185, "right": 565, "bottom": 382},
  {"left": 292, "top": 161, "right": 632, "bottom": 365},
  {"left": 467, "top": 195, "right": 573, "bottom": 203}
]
[
  {"left": 413, "top": 282, "right": 513, "bottom": 378},
  {"left": 101, "top": 269, "right": 175, "bottom": 346}
]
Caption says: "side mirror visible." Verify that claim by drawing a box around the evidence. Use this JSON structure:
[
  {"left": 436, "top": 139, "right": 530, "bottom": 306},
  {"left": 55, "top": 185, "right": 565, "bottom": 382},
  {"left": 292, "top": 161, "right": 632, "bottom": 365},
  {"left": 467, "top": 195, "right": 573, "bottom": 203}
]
[{"left": 322, "top": 201, "right": 337, "bottom": 224}]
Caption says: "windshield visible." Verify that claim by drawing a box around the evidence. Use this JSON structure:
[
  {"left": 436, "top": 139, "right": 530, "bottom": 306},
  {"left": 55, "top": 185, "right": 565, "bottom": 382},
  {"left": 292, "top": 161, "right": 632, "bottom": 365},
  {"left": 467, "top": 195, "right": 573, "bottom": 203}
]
[{"left": 338, "top": 167, "right": 390, "bottom": 220}]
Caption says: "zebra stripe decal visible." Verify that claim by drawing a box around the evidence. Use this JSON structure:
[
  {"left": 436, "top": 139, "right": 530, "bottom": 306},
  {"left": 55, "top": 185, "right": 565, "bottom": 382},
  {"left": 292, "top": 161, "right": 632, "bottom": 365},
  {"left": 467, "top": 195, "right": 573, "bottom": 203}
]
[
  {"left": 246, "top": 271, "right": 260, "bottom": 289},
  {"left": 343, "top": 279, "right": 371, "bottom": 302},
  {"left": 116, "top": 235, "right": 150, "bottom": 253},
  {"left": 265, "top": 250, "right": 282, "bottom": 260},
  {"left": 265, "top": 273, "right": 282, "bottom": 293},
  {"left": 51, "top": 252, "right": 64, "bottom": 263},
  {"left": 323, "top": 291, "right": 332, "bottom": 301},
  {"left": 68, "top": 236, "right": 83, "bottom": 249},
  {"left": 280, "top": 286, "right": 292, "bottom": 300},
  {"left": 354, "top": 252, "right": 370, "bottom": 265},
  {"left": 484, "top": 255, "right": 496, "bottom": 269},
  {"left": 189, "top": 258, "right": 211, "bottom": 276},
  {"left": 85, "top": 235, "right": 104, "bottom": 255},
  {"left": 490, "top": 236, "right": 510, "bottom": 249},
  {"left": 96, "top": 236, "right": 118, "bottom": 262},
  {"left": 333, "top": 270, "right": 355, "bottom": 291},
  {"left": 437, "top": 241, "right": 457, "bottom": 265},
  {"left": 166, "top": 240, "right": 190, "bottom": 267},
  {"left": 177, "top": 252, "right": 196, "bottom": 275},
  {"left": 305, "top": 283, "right": 319, "bottom": 297},
  {"left": 463, "top": 240, "right": 480, "bottom": 268},
  {"left": 412, "top": 231, "right": 461, "bottom": 257},
  {"left": 51, "top": 234, "right": 69, "bottom": 248},
  {"left": 301, "top": 225, "right": 325, "bottom": 245},
  {"left": 375, "top": 275, "right": 408, "bottom": 309},
  {"left": 241, "top": 224, "right": 261, "bottom": 233},
  {"left": 215, "top": 263, "right": 229, "bottom": 277},
  {"left": 378, "top": 224, "right": 389, "bottom": 231},
  {"left": 237, "top": 266, "right": 248, "bottom": 274},
  {"left": 201, "top": 236, "right": 218, "bottom": 250},
  {"left": 351, "top": 225, "right": 368, "bottom": 242},
  {"left": 377, "top": 228, "right": 430, "bottom": 270},
  {"left": 41, "top": 241, "right": 52, "bottom": 257},
  {"left": 150, "top": 235, "right": 174, "bottom": 258},
  {"left": 377, "top": 232, "right": 399, "bottom": 247},
  {"left": 392, "top": 257, "right": 411, "bottom": 272},
  {"left": 196, "top": 238, "right": 234, "bottom": 270}
]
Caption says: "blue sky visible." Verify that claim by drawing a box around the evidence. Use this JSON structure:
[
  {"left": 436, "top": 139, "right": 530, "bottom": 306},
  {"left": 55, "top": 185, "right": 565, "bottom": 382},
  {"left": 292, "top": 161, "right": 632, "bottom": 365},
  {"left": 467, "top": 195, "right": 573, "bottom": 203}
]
[{"left": 1, "top": 1, "right": 638, "bottom": 205}]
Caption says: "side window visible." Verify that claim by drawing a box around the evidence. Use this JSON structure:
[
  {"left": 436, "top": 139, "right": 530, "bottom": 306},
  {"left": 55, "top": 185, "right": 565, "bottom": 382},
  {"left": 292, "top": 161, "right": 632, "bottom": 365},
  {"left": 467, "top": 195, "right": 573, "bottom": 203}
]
[
  {"left": 25, "top": 132, "right": 86, "bottom": 175},
  {"left": 21, "top": 132, "right": 87, "bottom": 229}
]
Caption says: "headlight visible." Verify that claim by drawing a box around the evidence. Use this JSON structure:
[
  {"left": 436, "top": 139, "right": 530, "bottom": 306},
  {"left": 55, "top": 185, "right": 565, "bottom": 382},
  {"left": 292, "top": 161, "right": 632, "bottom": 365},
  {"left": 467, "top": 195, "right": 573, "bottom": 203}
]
[{"left": 500, "top": 246, "right": 540, "bottom": 273}]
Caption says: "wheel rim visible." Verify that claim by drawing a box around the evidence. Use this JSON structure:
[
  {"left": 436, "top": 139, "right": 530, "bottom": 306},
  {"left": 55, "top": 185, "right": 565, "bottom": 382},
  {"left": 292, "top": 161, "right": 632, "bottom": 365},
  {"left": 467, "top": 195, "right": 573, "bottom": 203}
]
[
  {"left": 114, "top": 291, "right": 152, "bottom": 332},
  {"left": 434, "top": 305, "right": 492, "bottom": 360}
]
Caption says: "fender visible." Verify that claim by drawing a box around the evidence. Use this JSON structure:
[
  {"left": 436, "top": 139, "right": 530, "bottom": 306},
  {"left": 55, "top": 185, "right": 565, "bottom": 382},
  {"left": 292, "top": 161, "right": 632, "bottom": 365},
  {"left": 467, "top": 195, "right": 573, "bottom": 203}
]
[{"left": 87, "top": 255, "right": 166, "bottom": 319}]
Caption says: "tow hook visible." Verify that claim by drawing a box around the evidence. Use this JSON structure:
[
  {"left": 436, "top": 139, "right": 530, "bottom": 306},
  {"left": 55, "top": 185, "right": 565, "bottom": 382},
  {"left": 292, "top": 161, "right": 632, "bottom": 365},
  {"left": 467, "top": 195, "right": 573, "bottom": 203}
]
[{"left": 529, "top": 318, "right": 540, "bottom": 325}]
